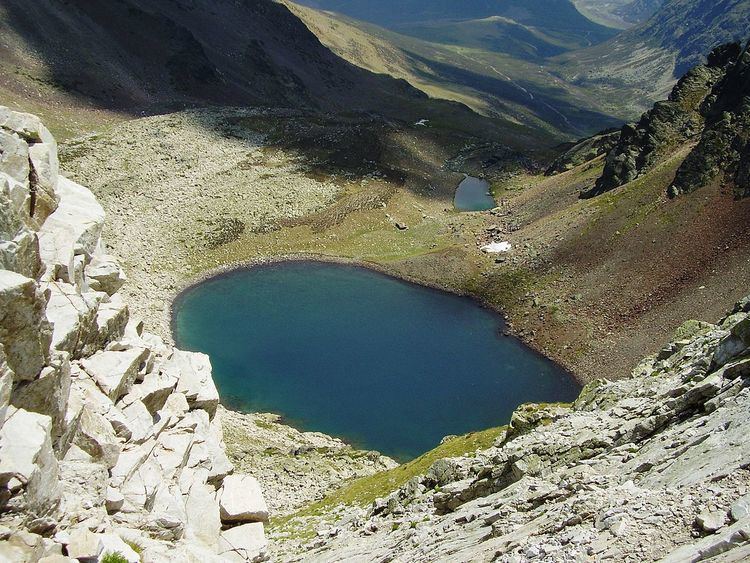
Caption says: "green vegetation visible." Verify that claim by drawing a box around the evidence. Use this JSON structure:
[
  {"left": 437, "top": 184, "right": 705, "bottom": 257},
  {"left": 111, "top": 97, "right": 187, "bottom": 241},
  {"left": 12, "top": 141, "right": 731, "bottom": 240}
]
[
  {"left": 270, "top": 425, "right": 505, "bottom": 537},
  {"left": 100, "top": 553, "right": 130, "bottom": 563}
]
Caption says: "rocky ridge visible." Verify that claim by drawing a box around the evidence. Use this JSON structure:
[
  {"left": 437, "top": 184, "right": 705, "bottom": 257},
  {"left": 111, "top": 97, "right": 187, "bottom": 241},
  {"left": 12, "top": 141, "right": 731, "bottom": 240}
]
[
  {"left": 583, "top": 40, "right": 750, "bottom": 199},
  {"left": 277, "top": 306, "right": 750, "bottom": 561},
  {"left": 0, "top": 107, "right": 270, "bottom": 562}
]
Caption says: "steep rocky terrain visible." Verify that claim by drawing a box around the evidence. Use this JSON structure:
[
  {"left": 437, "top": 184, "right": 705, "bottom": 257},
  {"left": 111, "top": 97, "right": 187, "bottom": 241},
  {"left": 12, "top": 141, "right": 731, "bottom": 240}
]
[
  {"left": 582, "top": 41, "right": 749, "bottom": 199},
  {"left": 0, "top": 107, "right": 272, "bottom": 561},
  {"left": 274, "top": 301, "right": 750, "bottom": 561}
]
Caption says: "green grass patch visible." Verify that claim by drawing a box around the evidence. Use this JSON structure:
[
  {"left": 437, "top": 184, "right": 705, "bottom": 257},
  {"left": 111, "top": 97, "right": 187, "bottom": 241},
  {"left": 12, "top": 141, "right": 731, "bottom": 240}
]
[{"left": 270, "top": 425, "right": 505, "bottom": 535}]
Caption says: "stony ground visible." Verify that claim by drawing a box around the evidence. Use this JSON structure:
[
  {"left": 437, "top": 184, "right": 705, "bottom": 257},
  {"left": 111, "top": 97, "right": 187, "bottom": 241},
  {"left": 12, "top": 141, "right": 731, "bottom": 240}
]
[
  {"left": 272, "top": 305, "right": 750, "bottom": 562},
  {"left": 221, "top": 407, "right": 397, "bottom": 516}
]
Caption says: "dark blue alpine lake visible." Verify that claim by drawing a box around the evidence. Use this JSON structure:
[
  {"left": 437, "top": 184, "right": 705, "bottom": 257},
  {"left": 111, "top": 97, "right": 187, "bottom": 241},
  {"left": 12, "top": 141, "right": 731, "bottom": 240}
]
[{"left": 172, "top": 261, "right": 580, "bottom": 460}]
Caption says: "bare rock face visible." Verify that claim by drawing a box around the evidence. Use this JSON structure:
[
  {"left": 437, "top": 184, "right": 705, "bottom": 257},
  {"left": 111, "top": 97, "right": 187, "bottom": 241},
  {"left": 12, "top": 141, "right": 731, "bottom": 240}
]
[
  {"left": 582, "top": 41, "right": 747, "bottom": 199},
  {"left": 0, "top": 107, "right": 269, "bottom": 561}
]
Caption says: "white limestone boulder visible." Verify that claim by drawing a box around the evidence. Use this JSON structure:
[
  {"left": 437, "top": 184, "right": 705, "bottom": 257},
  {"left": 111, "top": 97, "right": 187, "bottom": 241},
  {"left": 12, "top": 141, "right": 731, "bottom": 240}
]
[
  {"left": 0, "top": 173, "right": 41, "bottom": 278},
  {"left": 217, "top": 522, "right": 268, "bottom": 562},
  {"left": 0, "top": 406, "right": 60, "bottom": 514},
  {"left": 66, "top": 528, "right": 98, "bottom": 560},
  {"left": 93, "top": 294, "right": 129, "bottom": 350},
  {"left": 167, "top": 350, "right": 219, "bottom": 417},
  {"left": 86, "top": 254, "right": 126, "bottom": 295},
  {"left": 117, "top": 456, "right": 162, "bottom": 513},
  {"left": 0, "top": 270, "right": 51, "bottom": 380},
  {"left": 0, "top": 107, "right": 56, "bottom": 145},
  {"left": 146, "top": 484, "right": 187, "bottom": 540},
  {"left": 28, "top": 141, "right": 60, "bottom": 225},
  {"left": 44, "top": 281, "right": 104, "bottom": 357},
  {"left": 38, "top": 177, "right": 104, "bottom": 284},
  {"left": 120, "top": 399, "right": 154, "bottom": 444},
  {"left": 81, "top": 347, "right": 149, "bottom": 401},
  {"left": 96, "top": 533, "right": 140, "bottom": 563},
  {"left": 72, "top": 406, "right": 121, "bottom": 469},
  {"left": 121, "top": 369, "right": 176, "bottom": 415},
  {"left": 0, "top": 129, "right": 30, "bottom": 184},
  {"left": 184, "top": 481, "right": 221, "bottom": 547},
  {"left": 0, "top": 345, "right": 14, "bottom": 427},
  {"left": 10, "top": 352, "right": 71, "bottom": 443},
  {"left": 218, "top": 474, "right": 269, "bottom": 524}
]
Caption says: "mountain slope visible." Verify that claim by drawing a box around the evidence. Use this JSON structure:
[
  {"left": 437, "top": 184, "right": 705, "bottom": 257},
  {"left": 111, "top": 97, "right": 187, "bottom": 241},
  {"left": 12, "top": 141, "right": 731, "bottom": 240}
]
[
  {"left": 285, "top": 1, "right": 624, "bottom": 138},
  {"left": 582, "top": 41, "right": 749, "bottom": 199},
  {"left": 573, "top": 0, "right": 664, "bottom": 28},
  {"left": 295, "top": 0, "right": 616, "bottom": 56},
  {"left": 557, "top": 0, "right": 750, "bottom": 108},
  {"left": 0, "top": 0, "right": 509, "bottom": 141}
]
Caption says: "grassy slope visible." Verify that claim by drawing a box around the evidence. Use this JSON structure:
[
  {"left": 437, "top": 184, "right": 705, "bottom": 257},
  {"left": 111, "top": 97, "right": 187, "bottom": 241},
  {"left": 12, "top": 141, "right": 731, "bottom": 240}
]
[
  {"left": 285, "top": 1, "right": 627, "bottom": 138},
  {"left": 271, "top": 426, "right": 506, "bottom": 539}
]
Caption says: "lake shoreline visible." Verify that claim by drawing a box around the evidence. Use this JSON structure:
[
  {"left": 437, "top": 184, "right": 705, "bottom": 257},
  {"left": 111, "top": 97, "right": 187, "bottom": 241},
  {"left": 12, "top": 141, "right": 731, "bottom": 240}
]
[{"left": 170, "top": 252, "right": 582, "bottom": 387}]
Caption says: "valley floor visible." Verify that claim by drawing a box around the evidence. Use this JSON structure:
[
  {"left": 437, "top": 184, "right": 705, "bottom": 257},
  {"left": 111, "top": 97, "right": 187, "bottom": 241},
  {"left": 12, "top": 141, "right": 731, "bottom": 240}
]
[{"left": 59, "top": 105, "right": 750, "bottom": 535}]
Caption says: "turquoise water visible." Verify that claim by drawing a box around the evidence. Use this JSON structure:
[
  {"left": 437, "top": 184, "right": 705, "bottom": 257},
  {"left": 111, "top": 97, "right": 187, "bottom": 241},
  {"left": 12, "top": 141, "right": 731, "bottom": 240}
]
[
  {"left": 172, "top": 262, "right": 579, "bottom": 460},
  {"left": 454, "top": 176, "right": 495, "bottom": 211}
]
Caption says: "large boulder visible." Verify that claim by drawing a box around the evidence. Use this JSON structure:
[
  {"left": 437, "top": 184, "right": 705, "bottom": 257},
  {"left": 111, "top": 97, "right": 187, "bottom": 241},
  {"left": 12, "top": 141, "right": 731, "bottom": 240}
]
[
  {"left": 0, "top": 270, "right": 51, "bottom": 380},
  {"left": 11, "top": 352, "right": 71, "bottom": 443},
  {"left": 0, "top": 352, "right": 12, "bottom": 427},
  {"left": 28, "top": 141, "right": 60, "bottom": 225},
  {"left": 184, "top": 481, "right": 221, "bottom": 547},
  {"left": 217, "top": 522, "right": 267, "bottom": 562},
  {"left": 81, "top": 347, "right": 150, "bottom": 401},
  {"left": 72, "top": 406, "right": 121, "bottom": 469},
  {"left": 85, "top": 253, "right": 126, "bottom": 296},
  {"left": 0, "top": 406, "right": 60, "bottom": 514},
  {"left": 0, "top": 173, "right": 40, "bottom": 278},
  {"left": 38, "top": 177, "right": 104, "bottom": 284},
  {"left": 44, "top": 282, "right": 104, "bottom": 357},
  {"left": 167, "top": 350, "right": 219, "bottom": 417},
  {"left": 218, "top": 474, "right": 269, "bottom": 523}
]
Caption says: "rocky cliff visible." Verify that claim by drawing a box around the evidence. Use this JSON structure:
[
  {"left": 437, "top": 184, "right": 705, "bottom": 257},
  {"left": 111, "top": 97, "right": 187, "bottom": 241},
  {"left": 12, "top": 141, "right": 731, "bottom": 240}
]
[
  {"left": 279, "top": 303, "right": 750, "bottom": 561},
  {"left": 581, "top": 40, "right": 750, "bottom": 199},
  {"left": 0, "top": 107, "right": 269, "bottom": 561}
]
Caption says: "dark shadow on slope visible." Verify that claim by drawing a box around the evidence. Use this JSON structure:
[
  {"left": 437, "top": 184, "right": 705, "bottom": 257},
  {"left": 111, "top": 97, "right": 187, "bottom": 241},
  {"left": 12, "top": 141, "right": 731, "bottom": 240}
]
[
  {"left": 405, "top": 53, "right": 622, "bottom": 136},
  {"left": 0, "top": 0, "right": 523, "bottom": 147}
]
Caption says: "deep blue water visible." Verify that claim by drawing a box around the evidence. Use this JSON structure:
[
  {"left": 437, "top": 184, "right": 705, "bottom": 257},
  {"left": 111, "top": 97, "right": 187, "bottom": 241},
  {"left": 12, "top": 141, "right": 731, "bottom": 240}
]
[
  {"left": 172, "top": 262, "right": 579, "bottom": 460},
  {"left": 454, "top": 176, "right": 495, "bottom": 211}
]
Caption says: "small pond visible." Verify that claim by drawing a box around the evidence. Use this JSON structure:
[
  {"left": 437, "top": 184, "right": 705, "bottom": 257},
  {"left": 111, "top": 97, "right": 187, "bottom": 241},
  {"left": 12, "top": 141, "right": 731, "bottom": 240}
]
[
  {"left": 454, "top": 175, "right": 495, "bottom": 211},
  {"left": 172, "top": 261, "right": 580, "bottom": 460}
]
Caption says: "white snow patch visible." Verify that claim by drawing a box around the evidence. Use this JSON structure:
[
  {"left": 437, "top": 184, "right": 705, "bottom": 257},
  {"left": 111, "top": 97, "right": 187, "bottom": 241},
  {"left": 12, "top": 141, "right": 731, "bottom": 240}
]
[
  {"left": 481, "top": 241, "right": 512, "bottom": 253},
  {"left": 415, "top": 119, "right": 429, "bottom": 126}
]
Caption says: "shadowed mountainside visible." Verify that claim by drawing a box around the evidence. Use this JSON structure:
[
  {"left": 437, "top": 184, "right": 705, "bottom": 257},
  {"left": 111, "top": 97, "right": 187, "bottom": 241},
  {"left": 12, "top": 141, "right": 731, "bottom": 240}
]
[{"left": 0, "top": 0, "right": 518, "bottom": 141}]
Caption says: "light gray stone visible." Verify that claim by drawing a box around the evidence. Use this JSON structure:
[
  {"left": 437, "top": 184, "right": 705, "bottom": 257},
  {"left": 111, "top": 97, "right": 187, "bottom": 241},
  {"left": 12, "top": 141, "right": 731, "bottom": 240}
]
[
  {"left": 0, "top": 406, "right": 60, "bottom": 513},
  {"left": 28, "top": 141, "right": 60, "bottom": 225},
  {"left": 72, "top": 406, "right": 121, "bottom": 469},
  {"left": 81, "top": 347, "right": 149, "bottom": 400},
  {"left": 44, "top": 281, "right": 103, "bottom": 357},
  {"left": 217, "top": 522, "right": 267, "bottom": 562},
  {"left": 86, "top": 254, "right": 126, "bottom": 295},
  {"left": 168, "top": 350, "right": 219, "bottom": 417},
  {"left": 218, "top": 474, "right": 269, "bottom": 523},
  {"left": 96, "top": 533, "right": 140, "bottom": 563},
  {"left": 10, "top": 352, "right": 71, "bottom": 442},
  {"left": 38, "top": 177, "right": 104, "bottom": 284},
  {"left": 0, "top": 270, "right": 51, "bottom": 380},
  {"left": 184, "top": 481, "right": 221, "bottom": 547}
]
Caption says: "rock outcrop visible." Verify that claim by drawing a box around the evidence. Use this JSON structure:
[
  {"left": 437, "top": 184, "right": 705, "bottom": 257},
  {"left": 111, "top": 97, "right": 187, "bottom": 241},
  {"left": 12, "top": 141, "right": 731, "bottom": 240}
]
[
  {"left": 582, "top": 42, "right": 743, "bottom": 198},
  {"left": 670, "top": 42, "right": 750, "bottom": 198},
  {"left": 280, "top": 300, "right": 750, "bottom": 561},
  {"left": 544, "top": 129, "right": 620, "bottom": 176},
  {"left": 0, "top": 108, "right": 269, "bottom": 562}
]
